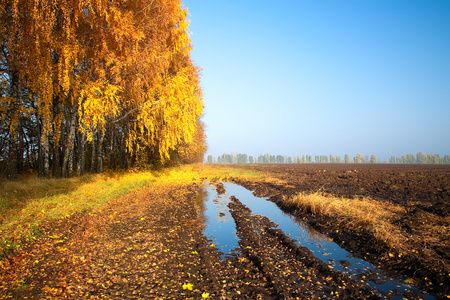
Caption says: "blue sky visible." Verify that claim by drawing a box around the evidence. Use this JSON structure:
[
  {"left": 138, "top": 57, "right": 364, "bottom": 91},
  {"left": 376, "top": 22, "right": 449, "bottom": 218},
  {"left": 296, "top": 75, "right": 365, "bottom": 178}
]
[{"left": 184, "top": 0, "right": 450, "bottom": 161}]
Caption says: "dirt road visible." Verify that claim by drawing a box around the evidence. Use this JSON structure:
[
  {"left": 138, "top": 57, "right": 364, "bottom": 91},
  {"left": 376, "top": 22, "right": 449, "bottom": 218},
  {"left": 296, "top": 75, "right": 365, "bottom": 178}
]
[
  {"left": 0, "top": 182, "right": 381, "bottom": 299},
  {"left": 1, "top": 164, "right": 448, "bottom": 299}
]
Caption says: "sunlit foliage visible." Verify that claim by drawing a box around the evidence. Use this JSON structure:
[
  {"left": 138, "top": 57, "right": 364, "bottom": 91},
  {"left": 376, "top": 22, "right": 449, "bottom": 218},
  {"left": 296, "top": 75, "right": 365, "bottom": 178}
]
[{"left": 0, "top": 0, "right": 204, "bottom": 179}]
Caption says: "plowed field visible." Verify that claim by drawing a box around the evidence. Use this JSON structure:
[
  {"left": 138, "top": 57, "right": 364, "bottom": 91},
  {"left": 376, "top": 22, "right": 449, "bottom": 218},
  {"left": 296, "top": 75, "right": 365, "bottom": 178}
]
[{"left": 229, "top": 164, "right": 450, "bottom": 298}]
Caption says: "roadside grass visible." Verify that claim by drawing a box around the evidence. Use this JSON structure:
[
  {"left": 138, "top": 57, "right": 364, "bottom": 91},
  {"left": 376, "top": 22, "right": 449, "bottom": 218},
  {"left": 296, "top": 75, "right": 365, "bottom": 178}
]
[
  {"left": 0, "top": 176, "right": 89, "bottom": 223},
  {"left": 197, "top": 164, "right": 262, "bottom": 180},
  {"left": 0, "top": 164, "right": 258, "bottom": 257},
  {"left": 0, "top": 170, "right": 161, "bottom": 256},
  {"left": 285, "top": 192, "right": 408, "bottom": 252},
  {"left": 286, "top": 191, "right": 450, "bottom": 280},
  {"left": 225, "top": 168, "right": 261, "bottom": 178}
]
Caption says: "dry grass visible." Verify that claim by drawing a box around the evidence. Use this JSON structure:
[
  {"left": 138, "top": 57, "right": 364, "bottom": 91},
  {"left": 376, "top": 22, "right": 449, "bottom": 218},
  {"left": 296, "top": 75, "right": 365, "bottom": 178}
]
[
  {"left": 0, "top": 164, "right": 261, "bottom": 256},
  {"left": 0, "top": 171, "right": 158, "bottom": 253},
  {"left": 286, "top": 192, "right": 408, "bottom": 252}
]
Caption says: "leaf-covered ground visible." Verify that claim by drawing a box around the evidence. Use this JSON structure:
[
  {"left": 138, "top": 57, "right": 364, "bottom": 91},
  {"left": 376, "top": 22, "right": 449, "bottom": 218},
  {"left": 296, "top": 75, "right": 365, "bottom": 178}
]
[
  {"left": 1, "top": 164, "right": 448, "bottom": 299},
  {"left": 0, "top": 176, "right": 382, "bottom": 299},
  {"left": 0, "top": 179, "right": 274, "bottom": 299}
]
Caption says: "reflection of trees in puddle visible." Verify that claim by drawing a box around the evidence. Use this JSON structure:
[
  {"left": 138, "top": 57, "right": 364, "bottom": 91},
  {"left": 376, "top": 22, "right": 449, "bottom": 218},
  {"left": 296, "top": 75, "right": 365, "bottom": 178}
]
[
  {"left": 196, "top": 188, "right": 208, "bottom": 206},
  {"left": 197, "top": 184, "right": 211, "bottom": 230},
  {"left": 301, "top": 222, "right": 327, "bottom": 242},
  {"left": 213, "top": 195, "right": 232, "bottom": 223},
  {"left": 201, "top": 182, "right": 234, "bottom": 225}
]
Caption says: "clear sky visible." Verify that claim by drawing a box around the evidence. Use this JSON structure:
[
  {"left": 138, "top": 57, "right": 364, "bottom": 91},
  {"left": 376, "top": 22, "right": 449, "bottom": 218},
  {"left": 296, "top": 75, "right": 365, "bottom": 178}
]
[{"left": 183, "top": 0, "right": 450, "bottom": 161}]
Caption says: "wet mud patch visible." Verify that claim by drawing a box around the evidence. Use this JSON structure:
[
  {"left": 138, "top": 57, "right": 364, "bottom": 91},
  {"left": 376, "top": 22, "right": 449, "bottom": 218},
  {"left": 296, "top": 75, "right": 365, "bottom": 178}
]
[
  {"left": 227, "top": 164, "right": 449, "bottom": 298},
  {"left": 228, "top": 196, "right": 381, "bottom": 299},
  {"left": 204, "top": 182, "right": 434, "bottom": 299}
]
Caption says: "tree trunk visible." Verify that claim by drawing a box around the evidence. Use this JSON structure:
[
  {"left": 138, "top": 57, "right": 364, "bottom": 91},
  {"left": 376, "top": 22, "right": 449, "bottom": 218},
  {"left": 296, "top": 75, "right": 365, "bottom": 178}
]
[
  {"left": 90, "top": 133, "right": 96, "bottom": 174},
  {"left": 6, "top": 71, "right": 20, "bottom": 180},
  {"left": 96, "top": 129, "right": 105, "bottom": 173},
  {"left": 62, "top": 109, "right": 77, "bottom": 177},
  {"left": 67, "top": 134, "right": 76, "bottom": 178},
  {"left": 77, "top": 99, "right": 86, "bottom": 176},
  {"left": 52, "top": 139, "right": 61, "bottom": 178},
  {"left": 109, "top": 126, "right": 116, "bottom": 170},
  {"left": 122, "top": 125, "right": 130, "bottom": 169},
  {"left": 7, "top": 135, "right": 19, "bottom": 181},
  {"left": 76, "top": 127, "right": 86, "bottom": 176},
  {"left": 38, "top": 120, "right": 50, "bottom": 178},
  {"left": 17, "top": 126, "right": 25, "bottom": 174},
  {"left": 52, "top": 97, "right": 63, "bottom": 178}
]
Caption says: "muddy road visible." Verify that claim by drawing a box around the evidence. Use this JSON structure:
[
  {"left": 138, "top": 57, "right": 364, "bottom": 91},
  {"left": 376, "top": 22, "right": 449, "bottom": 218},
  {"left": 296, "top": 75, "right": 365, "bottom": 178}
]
[
  {"left": 1, "top": 180, "right": 381, "bottom": 299},
  {"left": 1, "top": 164, "right": 448, "bottom": 299}
]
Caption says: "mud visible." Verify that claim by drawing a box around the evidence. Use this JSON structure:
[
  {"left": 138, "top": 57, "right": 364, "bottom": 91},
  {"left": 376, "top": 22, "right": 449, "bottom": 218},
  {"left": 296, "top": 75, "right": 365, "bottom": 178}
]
[
  {"left": 1, "top": 164, "right": 448, "bottom": 299},
  {"left": 236, "top": 164, "right": 450, "bottom": 216},
  {"left": 228, "top": 196, "right": 381, "bottom": 299},
  {"left": 227, "top": 164, "right": 450, "bottom": 298}
]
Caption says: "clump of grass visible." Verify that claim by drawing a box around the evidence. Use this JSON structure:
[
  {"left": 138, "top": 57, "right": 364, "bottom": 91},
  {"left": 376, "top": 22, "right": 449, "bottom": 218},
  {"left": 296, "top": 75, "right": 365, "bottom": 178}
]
[{"left": 285, "top": 192, "right": 407, "bottom": 251}]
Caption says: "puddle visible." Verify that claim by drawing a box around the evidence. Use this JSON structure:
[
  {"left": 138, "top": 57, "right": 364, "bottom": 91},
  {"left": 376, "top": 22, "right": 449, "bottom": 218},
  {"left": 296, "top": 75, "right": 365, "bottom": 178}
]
[
  {"left": 201, "top": 182, "right": 435, "bottom": 299},
  {"left": 201, "top": 184, "right": 240, "bottom": 258}
]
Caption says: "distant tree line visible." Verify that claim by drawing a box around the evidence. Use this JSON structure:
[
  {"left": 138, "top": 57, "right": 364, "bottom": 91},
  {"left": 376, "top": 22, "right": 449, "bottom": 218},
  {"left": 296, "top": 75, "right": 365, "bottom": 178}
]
[{"left": 206, "top": 152, "right": 450, "bottom": 165}]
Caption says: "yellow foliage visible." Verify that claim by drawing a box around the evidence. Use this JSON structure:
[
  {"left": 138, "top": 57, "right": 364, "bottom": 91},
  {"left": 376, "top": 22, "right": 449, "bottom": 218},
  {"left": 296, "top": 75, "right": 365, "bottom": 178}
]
[
  {"left": 79, "top": 81, "right": 121, "bottom": 140},
  {"left": 0, "top": 0, "right": 205, "bottom": 174}
]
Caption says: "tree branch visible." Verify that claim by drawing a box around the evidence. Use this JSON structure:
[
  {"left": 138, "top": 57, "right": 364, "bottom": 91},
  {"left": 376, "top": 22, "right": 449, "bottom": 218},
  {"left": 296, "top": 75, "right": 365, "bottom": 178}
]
[{"left": 110, "top": 99, "right": 160, "bottom": 124}]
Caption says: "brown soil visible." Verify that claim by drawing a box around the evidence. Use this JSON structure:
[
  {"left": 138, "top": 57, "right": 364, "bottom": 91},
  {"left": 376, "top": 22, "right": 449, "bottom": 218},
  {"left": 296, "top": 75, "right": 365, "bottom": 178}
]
[
  {"left": 0, "top": 180, "right": 379, "bottom": 299},
  {"left": 229, "top": 164, "right": 450, "bottom": 298},
  {"left": 0, "top": 164, "right": 448, "bottom": 299}
]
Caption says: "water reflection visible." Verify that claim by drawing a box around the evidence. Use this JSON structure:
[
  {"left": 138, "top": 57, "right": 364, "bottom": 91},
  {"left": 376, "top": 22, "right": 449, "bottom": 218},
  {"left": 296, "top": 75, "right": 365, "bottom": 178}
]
[
  {"left": 201, "top": 183, "right": 239, "bottom": 258},
  {"left": 201, "top": 182, "right": 435, "bottom": 299}
]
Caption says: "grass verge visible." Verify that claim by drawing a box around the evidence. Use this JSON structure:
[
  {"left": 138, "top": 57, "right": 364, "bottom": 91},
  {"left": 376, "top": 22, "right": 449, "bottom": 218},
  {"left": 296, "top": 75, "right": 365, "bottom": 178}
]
[
  {"left": 0, "top": 171, "right": 158, "bottom": 256},
  {"left": 285, "top": 192, "right": 408, "bottom": 252},
  {"left": 0, "top": 164, "right": 260, "bottom": 257}
]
